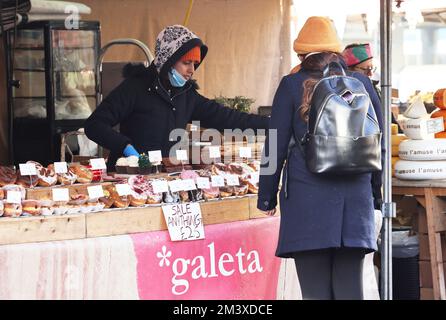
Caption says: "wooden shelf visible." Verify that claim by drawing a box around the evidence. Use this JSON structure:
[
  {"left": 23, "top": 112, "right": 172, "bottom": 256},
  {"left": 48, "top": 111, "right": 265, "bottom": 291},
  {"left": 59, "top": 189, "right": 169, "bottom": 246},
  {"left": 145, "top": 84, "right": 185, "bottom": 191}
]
[{"left": 0, "top": 195, "right": 279, "bottom": 246}]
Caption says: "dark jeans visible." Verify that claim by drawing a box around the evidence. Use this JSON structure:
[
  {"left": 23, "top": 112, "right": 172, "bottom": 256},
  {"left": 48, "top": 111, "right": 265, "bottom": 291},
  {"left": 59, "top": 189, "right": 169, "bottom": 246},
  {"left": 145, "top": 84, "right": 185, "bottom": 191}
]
[{"left": 291, "top": 247, "right": 366, "bottom": 300}]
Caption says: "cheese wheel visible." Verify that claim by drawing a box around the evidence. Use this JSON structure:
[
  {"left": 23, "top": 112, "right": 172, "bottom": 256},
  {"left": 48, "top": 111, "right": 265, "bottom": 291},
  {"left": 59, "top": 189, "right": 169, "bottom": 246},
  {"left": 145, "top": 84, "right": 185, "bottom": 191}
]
[
  {"left": 391, "top": 123, "right": 399, "bottom": 135},
  {"left": 392, "top": 134, "right": 407, "bottom": 146},
  {"left": 392, "top": 157, "right": 399, "bottom": 177},
  {"left": 434, "top": 88, "right": 446, "bottom": 109},
  {"left": 392, "top": 145, "right": 399, "bottom": 157},
  {"left": 398, "top": 139, "right": 446, "bottom": 160},
  {"left": 436, "top": 131, "right": 446, "bottom": 139},
  {"left": 395, "top": 160, "right": 446, "bottom": 180}
]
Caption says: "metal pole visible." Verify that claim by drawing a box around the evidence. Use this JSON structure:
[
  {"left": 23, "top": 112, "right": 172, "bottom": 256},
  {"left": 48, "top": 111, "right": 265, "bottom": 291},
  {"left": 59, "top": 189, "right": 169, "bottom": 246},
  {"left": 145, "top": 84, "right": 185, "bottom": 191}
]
[{"left": 380, "top": 0, "right": 396, "bottom": 300}]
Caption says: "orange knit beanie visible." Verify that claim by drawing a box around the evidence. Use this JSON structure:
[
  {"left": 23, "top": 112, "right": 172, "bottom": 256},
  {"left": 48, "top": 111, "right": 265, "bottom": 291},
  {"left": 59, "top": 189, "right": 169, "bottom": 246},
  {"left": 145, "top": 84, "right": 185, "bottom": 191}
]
[
  {"left": 180, "top": 46, "right": 201, "bottom": 63},
  {"left": 293, "top": 16, "right": 342, "bottom": 55}
]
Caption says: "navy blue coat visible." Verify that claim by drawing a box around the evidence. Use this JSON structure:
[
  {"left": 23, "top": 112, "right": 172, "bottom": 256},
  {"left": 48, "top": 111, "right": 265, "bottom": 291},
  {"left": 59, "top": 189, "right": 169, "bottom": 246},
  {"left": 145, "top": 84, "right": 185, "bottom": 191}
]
[{"left": 257, "top": 69, "right": 384, "bottom": 258}]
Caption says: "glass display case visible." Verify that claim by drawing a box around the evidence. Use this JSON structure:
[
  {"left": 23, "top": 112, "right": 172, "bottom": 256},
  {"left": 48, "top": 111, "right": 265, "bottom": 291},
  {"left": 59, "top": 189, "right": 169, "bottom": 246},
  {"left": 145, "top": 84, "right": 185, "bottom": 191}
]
[{"left": 5, "top": 20, "right": 100, "bottom": 165}]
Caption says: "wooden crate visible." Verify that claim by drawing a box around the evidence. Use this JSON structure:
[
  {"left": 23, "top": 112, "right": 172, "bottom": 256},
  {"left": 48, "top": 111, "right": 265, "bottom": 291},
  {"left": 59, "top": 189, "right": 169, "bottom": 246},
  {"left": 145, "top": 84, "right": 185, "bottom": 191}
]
[
  {"left": 0, "top": 214, "right": 86, "bottom": 245},
  {"left": 419, "top": 233, "right": 446, "bottom": 261}
]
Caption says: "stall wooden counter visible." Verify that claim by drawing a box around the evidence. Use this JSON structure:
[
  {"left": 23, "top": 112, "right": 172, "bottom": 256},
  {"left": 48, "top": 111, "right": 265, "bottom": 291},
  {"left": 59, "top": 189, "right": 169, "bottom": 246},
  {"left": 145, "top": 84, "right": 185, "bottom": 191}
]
[{"left": 393, "top": 178, "right": 446, "bottom": 300}]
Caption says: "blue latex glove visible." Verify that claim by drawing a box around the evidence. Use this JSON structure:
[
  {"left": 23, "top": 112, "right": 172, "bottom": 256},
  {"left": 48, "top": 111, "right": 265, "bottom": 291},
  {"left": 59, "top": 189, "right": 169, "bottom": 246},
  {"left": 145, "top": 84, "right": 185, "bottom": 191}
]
[{"left": 123, "top": 145, "right": 139, "bottom": 157}]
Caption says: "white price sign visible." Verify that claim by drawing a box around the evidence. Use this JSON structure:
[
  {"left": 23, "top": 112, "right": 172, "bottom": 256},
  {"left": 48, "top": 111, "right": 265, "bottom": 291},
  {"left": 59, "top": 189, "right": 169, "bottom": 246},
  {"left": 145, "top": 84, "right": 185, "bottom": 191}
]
[
  {"left": 162, "top": 202, "right": 205, "bottom": 241},
  {"left": 211, "top": 175, "right": 225, "bottom": 187},
  {"left": 196, "top": 177, "right": 210, "bottom": 189},
  {"left": 90, "top": 158, "right": 107, "bottom": 170},
  {"left": 176, "top": 149, "right": 188, "bottom": 161},
  {"left": 19, "top": 163, "right": 37, "bottom": 176},
  {"left": 116, "top": 184, "right": 132, "bottom": 196},
  {"left": 168, "top": 180, "right": 184, "bottom": 193},
  {"left": 148, "top": 150, "right": 163, "bottom": 164},
  {"left": 54, "top": 162, "right": 68, "bottom": 174},
  {"left": 250, "top": 172, "right": 260, "bottom": 185},
  {"left": 6, "top": 191, "right": 22, "bottom": 204},
  {"left": 152, "top": 180, "right": 169, "bottom": 194},
  {"left": 239, "top": 147, "right": 252, "bottom": 158},
  {"left": 87, "top": 185, "right": 104, "bottom": 199},
  {"left": 52, "top": 188, "right": 70, "bottom": 202},
  {"left": 226, "top": 174, "right": 240, "bottom": 186},
  {"left": 181, "top": 179, "right": 197, "bottom": 191},
  {"left": 209, "top": 146, "right": 221, "bottom": 159}
]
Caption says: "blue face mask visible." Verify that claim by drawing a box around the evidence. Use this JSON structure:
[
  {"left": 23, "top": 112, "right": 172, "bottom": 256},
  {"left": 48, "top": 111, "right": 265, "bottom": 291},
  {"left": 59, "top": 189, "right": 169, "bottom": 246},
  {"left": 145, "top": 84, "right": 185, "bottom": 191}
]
[{"left": 168, "top": 68, "right": 187, "bottom": 87}]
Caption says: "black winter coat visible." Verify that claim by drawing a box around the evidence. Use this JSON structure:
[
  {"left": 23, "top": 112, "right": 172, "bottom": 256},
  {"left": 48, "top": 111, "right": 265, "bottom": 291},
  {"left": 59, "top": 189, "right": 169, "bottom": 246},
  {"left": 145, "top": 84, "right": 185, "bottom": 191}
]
[{"left": 84, "top": 64, "right": 269, "bottom": 170}]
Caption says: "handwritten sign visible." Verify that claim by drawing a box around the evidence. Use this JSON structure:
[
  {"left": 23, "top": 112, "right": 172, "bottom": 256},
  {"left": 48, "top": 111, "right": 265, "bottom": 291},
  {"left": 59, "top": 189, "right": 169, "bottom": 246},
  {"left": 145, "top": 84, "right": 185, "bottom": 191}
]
[
  {"left": 54, "top": 162, "right": 68, "bottom": 174},
  {"left": 87, "top": 185, "right": 104, "bottom": 199},
  {"left": 239, "top": 147, "right": 252, "bottom": 158},
  {"left": 6, "top": 191, "right": 22, "bottom": 204},
  {"left": 211, "top": 175, "right": 225, "bottom": 187},
  {"left": 168, "top": 180, "right": 184, "bottom": 193},
  {"left": 152, "top": 180, "right": 169, "bottom": 194},
  {"left": 181, "top": 179, "right": 197, "bottom": 191},
  {"left": 19, "top": 163, "right": 37, "bottom": 176},
  {"left": 176, "top": 149, "right": 188, "bottom": 161},
  {"left": 148, "top": 150, "right": 163, "bottom": 164},
  {"left": 162, "top": 202, "right": 205, "bottom": 241},
  {"left": 226, "top": 174, "right": 240, "bottom": 186},
  {"left": 116, "top": 184, "right": 132, "bottom": 196},
  {"left": 196, "top": 177, "right": 210, "bottom": 189},
  {"left": 52, "top": 188, "right": 70, "bottom": 202},
  {"left": 89, "top": 158, "right": 107, "bottom": 170}
]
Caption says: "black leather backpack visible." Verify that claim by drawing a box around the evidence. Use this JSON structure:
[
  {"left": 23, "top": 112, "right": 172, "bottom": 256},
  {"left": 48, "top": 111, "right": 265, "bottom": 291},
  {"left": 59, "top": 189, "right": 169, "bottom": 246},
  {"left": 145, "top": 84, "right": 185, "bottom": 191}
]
[{"left": 289, "top": 62, "right": 382, "bottom": 176}]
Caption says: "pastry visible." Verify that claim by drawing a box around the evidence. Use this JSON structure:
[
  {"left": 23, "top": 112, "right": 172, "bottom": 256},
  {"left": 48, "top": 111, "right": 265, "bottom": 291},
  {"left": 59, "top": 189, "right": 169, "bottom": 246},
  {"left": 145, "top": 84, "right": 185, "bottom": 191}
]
[
  {"left": 36, "top": 166, "right": 57, "bottom": 187},
  {"left": 3, "top": 202, "right": 22, "bottom": 217},
  {"left": 0, "top": 201, "right": 3, "bottom": 217},
  {"left": 47, "top": 164, "right": 77, "bottom": 185},
  {"left": 39, "top": 199, "right": 55, "bottom": 216},
  {"left": 21, "top": 200, "right": 41, "bottom": 216},
  {"left": 0, "top": 166, "right": 18, "bottom": 186},
  {"left": 0, "top": 188, "right": 4, "bottom": 200},
  {"left": 99, "top": 190, "right": 114, "bottom": 209},
  {"left": 70, "top": 164, "right": 93, "bottom": 184},
  {"left": 16, "top": 172, "right": 39, "bottom": 188}
]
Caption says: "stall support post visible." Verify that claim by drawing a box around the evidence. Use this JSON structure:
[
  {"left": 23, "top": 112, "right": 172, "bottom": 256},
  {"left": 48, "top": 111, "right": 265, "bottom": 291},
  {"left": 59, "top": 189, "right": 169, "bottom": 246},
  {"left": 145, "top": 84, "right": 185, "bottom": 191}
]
[{"left": 380, "top": 0, "right": 395, "bottom": 301}]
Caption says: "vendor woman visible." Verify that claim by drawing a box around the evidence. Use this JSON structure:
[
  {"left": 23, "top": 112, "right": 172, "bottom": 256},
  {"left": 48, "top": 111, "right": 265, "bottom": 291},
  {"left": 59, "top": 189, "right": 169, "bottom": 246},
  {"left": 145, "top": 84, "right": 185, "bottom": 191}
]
[{"left": 84, "top": 25, "right": 269, "bottom": 171}]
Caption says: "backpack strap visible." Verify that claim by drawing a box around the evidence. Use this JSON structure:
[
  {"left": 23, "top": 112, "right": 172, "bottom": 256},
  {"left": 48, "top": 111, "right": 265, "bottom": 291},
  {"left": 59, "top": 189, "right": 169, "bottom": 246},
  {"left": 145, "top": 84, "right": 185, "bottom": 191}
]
[{"left": 284, "top": 106, "right": 307, "bottom": 199}]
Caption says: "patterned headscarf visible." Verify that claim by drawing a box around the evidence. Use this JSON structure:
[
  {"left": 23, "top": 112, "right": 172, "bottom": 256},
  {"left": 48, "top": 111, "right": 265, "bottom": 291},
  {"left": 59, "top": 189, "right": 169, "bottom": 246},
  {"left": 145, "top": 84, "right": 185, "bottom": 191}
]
[
  {"left": 342, "top": 43, "right": 373, "bottom": 67},
  {"left": 154, "top": 25, "right": 207, "bottom": 75}
]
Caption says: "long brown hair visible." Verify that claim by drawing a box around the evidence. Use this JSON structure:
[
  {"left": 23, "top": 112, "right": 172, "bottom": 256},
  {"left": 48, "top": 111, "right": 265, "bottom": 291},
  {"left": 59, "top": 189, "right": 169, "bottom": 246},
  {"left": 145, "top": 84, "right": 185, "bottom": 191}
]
[{"left": 299, "top": 52, "right": 345, "bottom": 121}]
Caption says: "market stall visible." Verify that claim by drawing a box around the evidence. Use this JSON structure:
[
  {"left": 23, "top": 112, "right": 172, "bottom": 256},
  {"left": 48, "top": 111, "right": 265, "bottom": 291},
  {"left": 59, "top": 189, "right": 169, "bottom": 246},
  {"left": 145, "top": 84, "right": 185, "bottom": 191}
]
[{"left": 0, "top": 158, "right": 293, "bottom": 299}]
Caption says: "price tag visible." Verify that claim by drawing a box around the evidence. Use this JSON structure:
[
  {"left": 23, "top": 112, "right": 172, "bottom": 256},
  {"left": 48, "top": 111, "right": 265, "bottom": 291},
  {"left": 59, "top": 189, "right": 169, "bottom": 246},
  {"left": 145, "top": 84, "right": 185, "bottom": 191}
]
[
  {"left": 6, "top": 191, "right": 22, "bottom": 204},
  {"left": 168, "top": 180, "right": 184, "bottom": 193},
  {"left": 427, "top": 117, "right": 445, "bottom": 134},
  {"left": 52, "top": 188, "right": 70, "bottom": 202},
  {"left": 148, "top": 150, "right": 163, "bottom": 164},
  {"left": 115, "top": 184, "right": 132, "bottom": 196},
  {"left": 211, "top": 175, "right": 225, "bottom": 187},
  {"left": 162, "top": 202, "right": 205, "bottom": 241},
  {"left": 226, "top": 174, "right": 240, "bottom": 186},
  {"left": 196, "top": 177, "right": 211, "bottom": 189},
  {"left": 250, "top": 172, "right": 260, "bottom": 184},
  {"left": 152, "top": 180, "right": 169, "bottom": 194},
  {"left": 182, "top": 179, "right": 197, "bottom": 191},
  {"left": 239, "top": 147, "right": 252, "bottom": 158},
  {"left": 176, "top": 149, "right": 188, "bottom": 161},
  {"left": 19, "top": 163, "right": 37, "bottom": 176},
  {"left": 87, "top": 185, "right": 104, "bottom": 199},
  {"left": 54, "top": 162, "right": 68, "bottom": 174},
  {"left": 209, "top": 146, "right": 221, "bottom": 159},
  {"left": 90, "top": 158, "right": 107, "bottom": 170}
]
